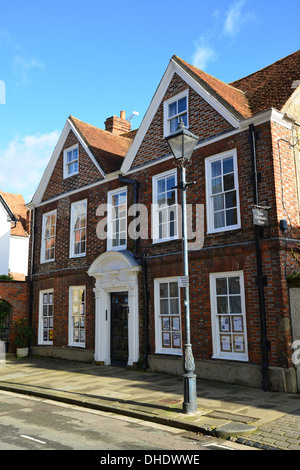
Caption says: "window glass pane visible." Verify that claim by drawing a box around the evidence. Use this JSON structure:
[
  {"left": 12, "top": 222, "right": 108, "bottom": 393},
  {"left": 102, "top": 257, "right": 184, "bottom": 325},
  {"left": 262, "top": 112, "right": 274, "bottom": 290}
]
[
  {"left": 229, "top": 296, "right": 242, "bottom": 313},
  {"left": 157, "top": 179, "right": 165, "bottom": 194},
  {"left": 166, "top": 176, "right": 175, "bottom": 191},
  {"left": 170, "top": 299, "right": 179, "bottom": 314},
  {"left": 225, "top": 191, "right": 236, "bottom": 209},
  {"left": 217, "top": 296, "right": 228, "bottom": 314},
  {"left": 213, "top": 194, "right": 224, "bottom": 211},
  {"left": 223, "top": 174, "right": 234, "bottom": 191},
  {"left": 160, "top": 283, "right": 168, "bottom": 298},
  {"left": 169, "top": 282, "right": 178, "bottom": 298},
  {"left": 168, "top": 101, "right": 177, "bottom": 117},
  {"left": 160, "top": 299, "right": 169, "bottom": 315},
  {"left": 216, "top": 278, "right": 227, "bottom": 295},
  {"left": 181, "top": 113, "right": 188, "bottom": 127},
  {"left": 212, "top": 161, "right": 221, "bottom": 178},
  {"left": 178, "top": 97, "right": 187, "bottom": 113},
  {"left": 229, "top": 277, "right": 240, "bottom": 294},
  {"left": 212, "top": 177, "right": 222, "bottom": 194},
  {"left": 157, "top": 194, "right": 166, "bottom": 207},
  {"left": 166, "top": 190, "right": 175, "bottom": 206},
  {"left": 214, "top": 211, "right": 225, "bottom": 228},
  {"left": 170, "top": 117, "right": 178, "bottom": 133},
  {"left": 223, "top": 157, "right": 234, "bottom": 174},
  {"left": 226, "top": 208, "right": 237, "bottom": 226}
]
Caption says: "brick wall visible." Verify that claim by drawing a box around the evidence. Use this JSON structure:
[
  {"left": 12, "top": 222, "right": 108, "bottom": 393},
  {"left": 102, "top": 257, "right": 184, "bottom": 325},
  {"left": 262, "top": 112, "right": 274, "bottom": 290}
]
[{"left": 0, "top": 280, "right": 29, "bottom": 352}]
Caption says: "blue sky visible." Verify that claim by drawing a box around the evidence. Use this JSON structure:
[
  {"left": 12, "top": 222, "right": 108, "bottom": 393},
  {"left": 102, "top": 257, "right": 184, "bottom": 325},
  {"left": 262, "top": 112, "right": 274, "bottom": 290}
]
[{"left": 0, "top": 0, "right": 299, "bottom": 203}]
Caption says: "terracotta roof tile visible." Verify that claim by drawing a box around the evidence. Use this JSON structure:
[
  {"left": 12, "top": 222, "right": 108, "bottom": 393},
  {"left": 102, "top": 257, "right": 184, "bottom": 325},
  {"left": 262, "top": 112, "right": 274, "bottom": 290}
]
[
  {"left": 174, "top": 50, "right": 300, "bottom": 119},
  {"left": 0, "top": 191, "right": 29, "bottom": 237},
  {"left": 69, "top": 116, "right": 133, "bottom": 173},
  {"left": 173, "top": 55, "right": 252, "bottom": 119},
  {"left": 230, "top": 50, "right": 300, "bottom": 114}
]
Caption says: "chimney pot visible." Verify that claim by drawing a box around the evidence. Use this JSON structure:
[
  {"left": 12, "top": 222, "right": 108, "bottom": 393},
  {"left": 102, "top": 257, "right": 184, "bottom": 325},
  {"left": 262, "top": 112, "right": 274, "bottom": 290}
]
[{"left": 120, "top": 110, "right": 126, "bottom": 120}]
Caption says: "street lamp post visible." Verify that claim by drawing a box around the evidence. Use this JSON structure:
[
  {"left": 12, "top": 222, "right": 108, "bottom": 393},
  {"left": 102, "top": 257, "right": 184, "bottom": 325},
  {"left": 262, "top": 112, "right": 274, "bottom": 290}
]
[{"left": 166, "top": 118, "right": 199, "bottom": 414}]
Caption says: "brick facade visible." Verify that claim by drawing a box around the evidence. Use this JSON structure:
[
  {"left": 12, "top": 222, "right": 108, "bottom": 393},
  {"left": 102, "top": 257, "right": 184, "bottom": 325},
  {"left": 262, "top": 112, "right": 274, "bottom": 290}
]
[{"left": 28, "top": 51, "right": 300, "bottom": 392}]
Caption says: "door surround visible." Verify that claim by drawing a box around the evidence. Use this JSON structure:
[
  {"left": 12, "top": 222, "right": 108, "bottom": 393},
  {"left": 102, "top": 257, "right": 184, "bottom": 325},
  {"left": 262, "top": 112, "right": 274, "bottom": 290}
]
[{"left": 88, "top": 250, "right": 141, "bottom": 366}]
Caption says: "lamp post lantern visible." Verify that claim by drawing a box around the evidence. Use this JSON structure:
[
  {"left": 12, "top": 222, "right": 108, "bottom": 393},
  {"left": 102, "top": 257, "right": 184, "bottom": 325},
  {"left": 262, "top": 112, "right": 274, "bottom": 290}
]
[{"left": 166, "top": 118, "right": 199, "bottom": 414}]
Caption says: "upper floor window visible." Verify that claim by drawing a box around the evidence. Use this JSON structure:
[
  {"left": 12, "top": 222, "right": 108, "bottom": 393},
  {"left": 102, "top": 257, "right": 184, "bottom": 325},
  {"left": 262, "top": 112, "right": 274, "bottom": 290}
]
[
  {"left": 64, "top": 144, "right": 79, "bottom": 178},
  {"left": 107, "top": 187, "right": 127, "bottom": 251},
  {"left": 152, "top": 169, "right": 178, "bottom": 243},
  {"left": 164, "top": 90, "right": 188, "bottom": 136},
  {"left": 70, "top": 200, "right": 87, "bottom": 257},
  {"left": 205, "top": 150, "right": 240, "bottom": 233},
  {"left": 41, "top": 210, "right": 56, "bottom": 263}
]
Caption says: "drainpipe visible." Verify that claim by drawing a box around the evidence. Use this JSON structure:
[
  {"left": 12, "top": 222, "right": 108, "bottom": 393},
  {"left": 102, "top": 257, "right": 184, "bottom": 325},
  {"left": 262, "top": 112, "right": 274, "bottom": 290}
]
[{"left": 249, "top": 124, "right": 270, "bottom": 391}]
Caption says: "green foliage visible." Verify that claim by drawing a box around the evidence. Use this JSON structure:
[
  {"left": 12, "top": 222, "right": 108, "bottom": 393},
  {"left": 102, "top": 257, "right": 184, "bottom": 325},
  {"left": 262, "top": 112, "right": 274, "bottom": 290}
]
[
  {"left": 13, "top": 319, "right": 32, "bottom": 348},
  {"left": 0, "top": 273, "right": 13, "bottom": 281}
]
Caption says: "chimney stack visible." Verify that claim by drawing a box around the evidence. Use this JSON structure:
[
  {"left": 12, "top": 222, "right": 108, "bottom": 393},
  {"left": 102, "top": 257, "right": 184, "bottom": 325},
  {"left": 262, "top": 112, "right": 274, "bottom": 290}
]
[{"left": 105, "top": 111, "right": 131, "bottom": 135}]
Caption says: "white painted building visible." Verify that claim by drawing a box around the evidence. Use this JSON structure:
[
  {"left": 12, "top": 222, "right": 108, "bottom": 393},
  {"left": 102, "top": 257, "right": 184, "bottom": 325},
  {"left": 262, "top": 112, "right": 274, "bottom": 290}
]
[{"left": 0, "top": 192, "right": 30, "bottom": 279}]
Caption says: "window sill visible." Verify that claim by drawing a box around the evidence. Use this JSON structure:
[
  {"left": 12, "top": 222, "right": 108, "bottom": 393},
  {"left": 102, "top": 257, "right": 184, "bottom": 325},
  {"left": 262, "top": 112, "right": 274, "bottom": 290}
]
[
  {"left": 207, "top": 225, "right": 241, "bottom": 235},
  {"left": 212, "top": 354, "right": 248, "bottom": 362}
]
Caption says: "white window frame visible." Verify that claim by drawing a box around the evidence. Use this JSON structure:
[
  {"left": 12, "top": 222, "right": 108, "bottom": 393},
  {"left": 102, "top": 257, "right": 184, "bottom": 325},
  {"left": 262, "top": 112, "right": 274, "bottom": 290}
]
[
  {"left": 152, "top": 169, "right": 178, "bottom": 244},
  {"left": 107, "top": 187, "right": 127, "bottom": 251},
  {"left": 210, "top": 271, "right": 248, "bottom": 362},
  {"left": 205, "top": 149, "right": 241, "bottom": 234},
  {"left": 63, "top": 144, "right": 79, "bottom": 179},
  {"left": 38, "top": 289, "right": 54, "bottom": 345},
  {"left": 68, "top": 286, "right": 86, "bottom": 348},
  {"left": 69, "top": 199, "right": 87, "bottom": 258},
  {"left": 163, "top": 90, "right": 189, "bottom": 137},
  {"left": 40, "top": 210, "right": 57, "bottom": 263},
  {"left": 154, "top": 277, "right": 182, "bottom": 355}
]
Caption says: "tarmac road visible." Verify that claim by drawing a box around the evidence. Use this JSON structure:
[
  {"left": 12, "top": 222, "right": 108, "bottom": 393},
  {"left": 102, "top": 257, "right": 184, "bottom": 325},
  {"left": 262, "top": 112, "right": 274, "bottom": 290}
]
[{"left": 0, "top": 390, "right": 246, "bottom": 452}]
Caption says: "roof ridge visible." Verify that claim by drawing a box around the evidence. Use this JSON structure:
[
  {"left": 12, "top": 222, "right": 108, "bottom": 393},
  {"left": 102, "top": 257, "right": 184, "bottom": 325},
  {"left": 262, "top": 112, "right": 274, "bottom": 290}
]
[
  {"left": 172, "top": 55, "right": 251, "bottom": 119},
  {"left": 69, "top": 115, "right": 133, "bottom": 142},
  {"left": 173, "top": 55, "right": 246, "bottom": 95}
]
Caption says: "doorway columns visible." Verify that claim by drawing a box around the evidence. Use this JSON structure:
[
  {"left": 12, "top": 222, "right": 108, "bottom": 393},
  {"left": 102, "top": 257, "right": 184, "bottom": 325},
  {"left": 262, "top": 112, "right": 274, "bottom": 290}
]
[{"left": 88, "top": 250, "right": 141, "bottom": 366}]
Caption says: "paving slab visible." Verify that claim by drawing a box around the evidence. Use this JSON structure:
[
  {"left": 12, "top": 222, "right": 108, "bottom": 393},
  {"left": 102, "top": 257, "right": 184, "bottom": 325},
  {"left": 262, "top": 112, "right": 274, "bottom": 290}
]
[{"left": 0, "top": 355, "right": 300, "bottom": 449}]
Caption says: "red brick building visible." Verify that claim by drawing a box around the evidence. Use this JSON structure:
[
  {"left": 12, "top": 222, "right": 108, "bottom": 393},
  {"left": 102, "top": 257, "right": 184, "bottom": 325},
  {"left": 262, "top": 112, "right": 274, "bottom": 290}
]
[{"left": 28, "top": 50, "right": 300, "bottom": 392}]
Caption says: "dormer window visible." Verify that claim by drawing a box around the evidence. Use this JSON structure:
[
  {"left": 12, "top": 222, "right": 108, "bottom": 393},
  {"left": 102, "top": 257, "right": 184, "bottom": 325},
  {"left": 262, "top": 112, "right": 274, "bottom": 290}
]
[
  {"left": 64, "top": 144, "right": 79, "bottom": 178},
  {"left": 164, "top": 90, "right": 188, "bottom": 137}
]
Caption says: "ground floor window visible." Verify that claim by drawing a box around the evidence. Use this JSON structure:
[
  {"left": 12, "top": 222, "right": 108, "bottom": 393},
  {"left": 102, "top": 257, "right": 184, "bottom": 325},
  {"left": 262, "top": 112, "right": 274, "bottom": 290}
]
[
  {"left": 39, "top": 289, "right": 54, "bottom": 345},
  {"left": 154, "top": 278, "right": 182, "bottom": 354},
  {"left": 210, "top": 271, "right": 248, "bottom": 361},
  {"left": 69, "top": 286, "right": 86, "bottom": 347}
]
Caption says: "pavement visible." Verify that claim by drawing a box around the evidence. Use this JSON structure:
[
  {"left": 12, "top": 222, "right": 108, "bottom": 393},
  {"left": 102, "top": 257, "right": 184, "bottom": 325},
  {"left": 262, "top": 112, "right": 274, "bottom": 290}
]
[{"left": 0, "top": 354, "right": 300, "bottom": 450}]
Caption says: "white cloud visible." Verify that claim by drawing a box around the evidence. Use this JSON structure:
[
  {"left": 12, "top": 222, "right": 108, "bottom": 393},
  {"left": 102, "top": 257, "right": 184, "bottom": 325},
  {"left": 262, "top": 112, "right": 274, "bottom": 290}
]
[
  {"left": 0, "top": 130, "right": 60, "bottom": 202},
  {"left": 13, "top": 55, "right": 45, "bottom": 85},
  {"left": 192, "top": 37, "right": 217, "bottom": 70},
  {"left": 222, "top": 0, "right": 254, "bottom": 37},
  {"left": 192, "top": 1, "right": 256, "bottom": 69}
]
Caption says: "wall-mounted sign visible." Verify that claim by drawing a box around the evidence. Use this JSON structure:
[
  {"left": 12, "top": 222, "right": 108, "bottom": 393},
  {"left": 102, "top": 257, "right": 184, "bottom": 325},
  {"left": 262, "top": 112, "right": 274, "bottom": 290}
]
[
  {"left": 178, "top": 276, "right": 189, "bottom": 288},
  {"left": 252, "top": 208, "right": 269, "bottom": 227}
]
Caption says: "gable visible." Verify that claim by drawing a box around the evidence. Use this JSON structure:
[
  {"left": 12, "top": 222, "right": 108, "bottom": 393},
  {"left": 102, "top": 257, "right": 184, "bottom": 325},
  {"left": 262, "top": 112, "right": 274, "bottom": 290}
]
[
  {"left": 41, "top": 128, "right": 105, "bottom": 202},
  {"left": 123, "top": 70, "right": 237, "bottom": 171},
  {"left": 121, "top": 56, "right": 240, "bottom": 173}
]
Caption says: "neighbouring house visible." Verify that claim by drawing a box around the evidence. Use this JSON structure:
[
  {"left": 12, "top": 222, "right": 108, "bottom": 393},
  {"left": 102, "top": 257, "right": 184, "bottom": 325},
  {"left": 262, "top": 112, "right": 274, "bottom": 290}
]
[
  {"left": 0, "top": 191, "right": 30, "bottom": 352},
  {"left": 0, "top": 191, "right": 30, "bottom": 280},
  {"left": 27, "top": 50, "right": 300, "bottom": 392}
]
